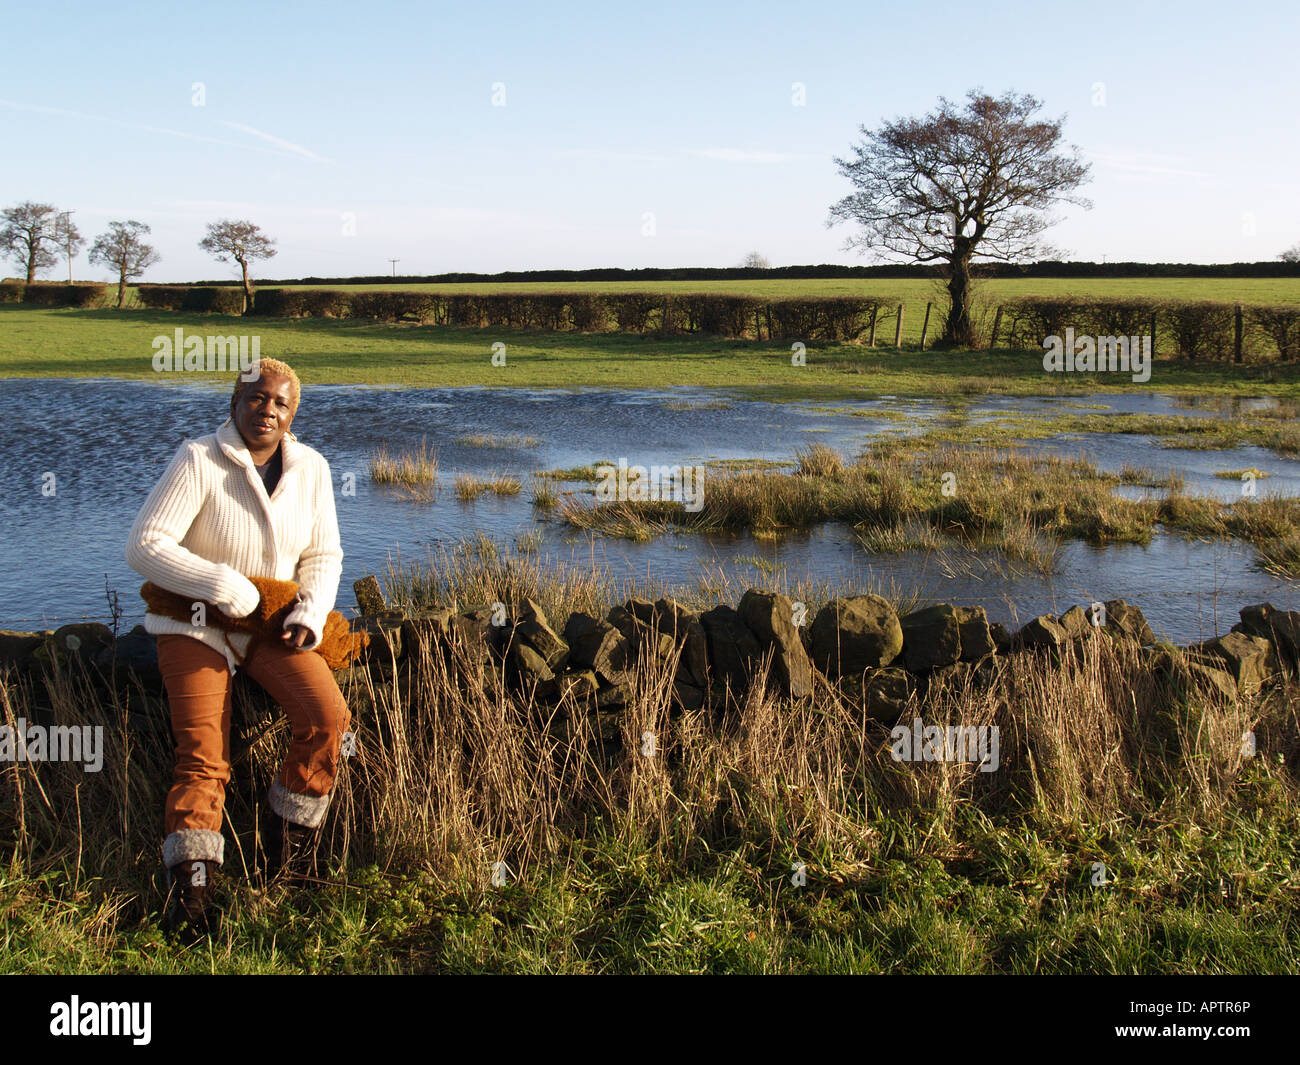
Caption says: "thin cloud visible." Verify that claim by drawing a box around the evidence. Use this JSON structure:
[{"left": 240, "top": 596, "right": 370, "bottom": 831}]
[
  {"left": 217, "top": 121, "right": 329, "bottom": 163},
  {"left": 0, "top": 98, "right": 319, "bottom": 161},
  {"left": 686, "top": 148, "right": 807, "bottom": 163}
]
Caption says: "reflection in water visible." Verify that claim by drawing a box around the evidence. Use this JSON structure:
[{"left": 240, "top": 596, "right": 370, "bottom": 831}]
[{"left": 0, "top": 378, "right": 1295, "bottom": 645}]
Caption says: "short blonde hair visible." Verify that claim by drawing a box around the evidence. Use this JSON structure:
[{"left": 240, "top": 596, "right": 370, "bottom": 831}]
[{"left": 230, "top": 357, "right": 301, "bottom": 417}]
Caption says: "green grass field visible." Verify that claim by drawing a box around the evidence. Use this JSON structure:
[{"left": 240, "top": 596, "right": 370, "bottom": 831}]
[
  {"left": 4, "top": 304, "right": 1299, "bottom": 397},
  {"left": 259, "top": 276, "right": 1300, "bottom": 306},
  {"left": 6, "top": 802, "right": 1297, "bottom": 974}
]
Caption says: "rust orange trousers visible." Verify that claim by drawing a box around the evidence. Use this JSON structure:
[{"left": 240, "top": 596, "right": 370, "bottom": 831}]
[{"left": 155, "top": 633, "right": 351, "bottom": 868}]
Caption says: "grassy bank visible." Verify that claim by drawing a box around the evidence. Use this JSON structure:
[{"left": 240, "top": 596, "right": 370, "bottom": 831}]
[
  {"left": 2, "top": 545, "right": 1298, "bottom": 973},
  {"left": 881, "top": 403, "right": 1300, "bottom": 455},
  {"left": 3, "top": 305, "right": 1300, "bottom": 397}
]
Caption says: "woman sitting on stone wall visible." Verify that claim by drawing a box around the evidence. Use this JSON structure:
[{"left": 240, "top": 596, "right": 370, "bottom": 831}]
[{"left": 126, "top": 357, "right": 351, "bottom": 943}]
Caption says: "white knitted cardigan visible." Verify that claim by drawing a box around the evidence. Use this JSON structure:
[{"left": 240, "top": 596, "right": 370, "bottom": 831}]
[{"left": 126, "top": 417, "right": 343, "bottom": 675}]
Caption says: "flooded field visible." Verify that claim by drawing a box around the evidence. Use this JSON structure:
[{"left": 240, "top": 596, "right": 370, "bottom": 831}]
[{"left": 1, "top": 378, "right": 1296, "bottom": 644}]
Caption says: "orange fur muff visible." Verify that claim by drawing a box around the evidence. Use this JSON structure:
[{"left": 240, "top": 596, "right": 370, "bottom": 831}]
[{"left": 141, "top": 575, "right": 368, "bottom": 670}]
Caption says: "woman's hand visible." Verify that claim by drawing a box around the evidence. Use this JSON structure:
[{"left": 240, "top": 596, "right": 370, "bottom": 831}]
[{"left": 282, "top": 623, "right": 311, "bottom": 649}]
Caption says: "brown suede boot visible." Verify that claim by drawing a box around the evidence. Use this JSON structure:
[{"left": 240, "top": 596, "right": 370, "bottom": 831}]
[
  {"left": 163, "top": 859, "right": 219, "bottom": 944},
  {"left": 260, "top": 810, "right": 320, "bottom": 884}
]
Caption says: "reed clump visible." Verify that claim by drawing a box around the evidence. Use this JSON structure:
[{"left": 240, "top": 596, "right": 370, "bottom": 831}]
[
  {"left": 556, "top": 441, "right": 1300, "bottom": 576},
  {"left": 369, "top": 438, "right": 439, "bottom": 500}
]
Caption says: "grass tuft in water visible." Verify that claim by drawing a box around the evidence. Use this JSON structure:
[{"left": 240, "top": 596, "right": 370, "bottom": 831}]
[{"left": 369, "top": 438, "right": 439, "bottom": 501}]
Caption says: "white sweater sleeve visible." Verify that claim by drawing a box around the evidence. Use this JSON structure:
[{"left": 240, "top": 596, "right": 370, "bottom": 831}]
[
  {"left": 126, "top": 440, "right": 261, "bottom": 618},
  {"left": 284, "top": 457, "right": 343, "bottom": 650}
]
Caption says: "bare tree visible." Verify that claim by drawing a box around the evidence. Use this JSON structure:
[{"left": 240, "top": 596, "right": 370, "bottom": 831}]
[
  {"left": 1281, "top": 243, "right": 1300, "bottom": 264},
  {"left": 52, "top": 211, "right": 85, "bottom": 283},
  {"left": 827, "top": 90, "right": 1091, "bottom": 347},
  {"left": 1, "top": 201, "right": 62, "bottom": 283},
  {"left": 198, "top": 219, "right": 277, "bottom": 313},
  {"left": 740, "top": 251, "right": 772, "bottom": 269},
  {"left": 89, "top": 221, "right": 160, "bottom": 309}
]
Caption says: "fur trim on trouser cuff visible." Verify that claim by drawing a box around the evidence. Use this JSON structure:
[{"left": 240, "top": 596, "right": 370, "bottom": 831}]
[
  {"left": 162, "top": 829, "right": 225, "bottom": 867},
  {"left": 269, "top": 779, "right": 331, "bottom": 829}
]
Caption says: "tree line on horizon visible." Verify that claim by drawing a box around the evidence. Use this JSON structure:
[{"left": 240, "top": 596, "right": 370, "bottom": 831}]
[
  {"left": 6, "top": 89, "right": 1300, "bottom": 337},
  {"left": 189, "top": 259, "right": 1300, "bottom": 288}
]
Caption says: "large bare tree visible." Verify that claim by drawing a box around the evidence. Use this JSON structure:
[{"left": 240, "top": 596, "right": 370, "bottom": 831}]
[
  {"left": 89, "top": 221, "right": 161, "bottom": 308},
  {"left": 198, "top": 219, "right": 277, "bottom": 313},
  {"left": 827, "top": 90, "right": 1092, "bottom": 347},
  {"left": 1, "top": 201, "right": 62, "bottom": 283}
]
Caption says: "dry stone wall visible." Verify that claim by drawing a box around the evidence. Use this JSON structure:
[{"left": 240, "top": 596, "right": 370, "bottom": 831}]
[{"left": 4, "top": 581, "right": 1293, "bottom": 728}]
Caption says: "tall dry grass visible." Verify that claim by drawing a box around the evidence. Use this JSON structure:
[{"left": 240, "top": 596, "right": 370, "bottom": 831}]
[{"left": 4, "top": 602, "right": 1294, "bottom": 909}]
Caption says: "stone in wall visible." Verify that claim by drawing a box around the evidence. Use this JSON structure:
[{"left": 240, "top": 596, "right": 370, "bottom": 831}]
[
  {"left": 900, "top": 605, "right": 961, "bottom": 671},
  {"left": 568, "top": 620, "right": 634, "bottom": 689},
  {"left": 400, "top": 608, "right": 455, "bottom": 658},
  {"left": 1057, "top": 605, "right": 1094, "bottom": 640},
  {"left": 1233, "top": 603, "right": 1300, "bottom": 674},
  {"left": 353, "top": 575, "right": 388, "bottom": 616},
  {"left": 511, "top": 598, "right": 569, "bottom": 671},
  {"left": 1015, "top": 614, "right": 1069, "bottom": 650},
  {"left": 698, "top": 604, "right": 762, "bottom": 697},
  {"left": 1103, "top": 599, "right": 1155, "bottom": 646},
  {"left": 651, "top": 597, "right": 710, "bottom": 692},
  {"left": 1191, "top": 632, "right": 1277, "bottom": 695},
  {"left": 738, "top": 589, "right": 814, "bottom": 699},
  {"left": 809, "top": 594, "right": 903, "bottom": 677},
  {"left": 954, "top": 606, "right": 997, "bottom": 661}
]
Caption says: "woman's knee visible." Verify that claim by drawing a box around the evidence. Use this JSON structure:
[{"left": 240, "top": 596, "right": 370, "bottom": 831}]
[
  {"left": 171, "top": 758, "right": 232, "bottom": 786},
  {"left": 249, "top": 651, "right": 350, "bottom": 736},
  {"left": 294, "top": 692, "right": 350, "bottom": 748}
]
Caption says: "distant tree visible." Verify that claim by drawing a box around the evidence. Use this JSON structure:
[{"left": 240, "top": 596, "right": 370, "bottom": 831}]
[
  {"left": 740, "top": 251, "right": 772, "bottom": 269},
  {"left": 1, "top": 201, "right": 62, "bottom": 282},
  {"left": 1281, "top": 243, "right": 1300, "bottom": 264},
  {"left": 828, "top": 90, "right": 1092, "bottom": 347},
  {"left": 198, "top": 219, "right": 277, "bottom": 312},
  {"left": 51, "top": 212, "right": 85, "bottom": 283},
  {"left": 89, "top": 221, "right": 160, "bottom": 308}
]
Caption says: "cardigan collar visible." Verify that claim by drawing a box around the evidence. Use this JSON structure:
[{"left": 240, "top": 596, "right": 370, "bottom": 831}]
[{"left": 216, "top": 416, "right": 306, "bottom": 472}]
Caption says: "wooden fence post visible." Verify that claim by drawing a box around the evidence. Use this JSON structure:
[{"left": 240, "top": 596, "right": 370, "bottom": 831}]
[
  {"left": 868, "top": 305, "right": 878, "bottom": 347},
  {"left": 1234, "top": 304, "right": 1244, "bottom": 363},
  {"left": 988, "top": 306, "right": 1003, "bottom": 351},
  {"left": 919, "top": 302, "right": 932, "bottom": 349},
  {"left": 894, "top": 303, "right": 904, "bottom": 347}
]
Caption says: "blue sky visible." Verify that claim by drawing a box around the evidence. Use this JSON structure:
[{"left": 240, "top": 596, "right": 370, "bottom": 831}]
[{"left": 3, "top": 0, "right": 1298, "bottom": 281}]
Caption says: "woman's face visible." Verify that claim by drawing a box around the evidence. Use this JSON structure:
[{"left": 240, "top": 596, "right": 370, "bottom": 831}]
[{"left": 231, "top": 373, "right": 295, "bottom": 454}]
